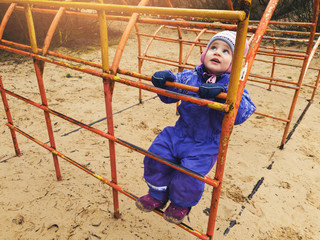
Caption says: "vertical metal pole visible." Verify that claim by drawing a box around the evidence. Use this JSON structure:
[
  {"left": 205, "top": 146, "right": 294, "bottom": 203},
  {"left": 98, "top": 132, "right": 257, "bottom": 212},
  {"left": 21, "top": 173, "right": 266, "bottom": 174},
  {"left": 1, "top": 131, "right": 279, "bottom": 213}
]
[
  {"left": 310, "top": 70, "right": 320, "bottom": 102},
  {"left": 268, "top": 33, "right": 277, "bottom": 90},
  {"left": 280, "top": 0, "right": 320, "bottom": 149},
  {"left": 0, "top": 76, "right": 21, "bottom": 156},
  {"left": 24, "top": 4, "right": 62, "bottom": 181},
  {"left": 0, "top": 3, "right": 21, "bottom": 156},
  {"left": 136, "top": 24, "right": 143, "bottom": 103},
  {"left": 227, "top": 0, "right": 234, "bottom": 10},
  {"left": 97, "top": 0, "right": 120, "bottom": 219},
  {"left": 206, "top": 0, "right": 251, "bottom": 238}
]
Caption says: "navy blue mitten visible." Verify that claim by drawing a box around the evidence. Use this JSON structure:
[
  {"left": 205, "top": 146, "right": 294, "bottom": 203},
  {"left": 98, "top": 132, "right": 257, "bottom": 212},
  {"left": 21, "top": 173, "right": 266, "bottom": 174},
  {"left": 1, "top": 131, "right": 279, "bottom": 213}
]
[
  {"left": 151, "top": 70, "right": 175, "bottom": 88},
  {"left": 199, "top": 83, "right": 225, "bottom": 99}
]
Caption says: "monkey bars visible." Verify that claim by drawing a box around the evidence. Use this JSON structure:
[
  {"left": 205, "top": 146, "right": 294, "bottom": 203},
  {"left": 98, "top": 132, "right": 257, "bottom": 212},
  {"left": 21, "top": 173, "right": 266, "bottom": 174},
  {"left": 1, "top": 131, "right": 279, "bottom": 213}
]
[{"left": 0, "top": 0, "right": 319, "bottom": 239}]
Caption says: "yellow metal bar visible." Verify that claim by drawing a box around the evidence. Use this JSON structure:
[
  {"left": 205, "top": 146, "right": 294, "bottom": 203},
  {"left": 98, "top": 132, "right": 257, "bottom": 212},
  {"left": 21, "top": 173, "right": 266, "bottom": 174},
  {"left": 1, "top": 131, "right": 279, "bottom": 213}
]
[
  {"left": 24, "top": 4, "right": 38, "bottom": 53},
  {"left": 97, "top": 0, "right": 109, "bottom": 72},
  {"left": 226, "top": 19, "right": 250, "bottom": 109},
  {"left": 3, "top": 0, "right": 247, "bottom": 21}
]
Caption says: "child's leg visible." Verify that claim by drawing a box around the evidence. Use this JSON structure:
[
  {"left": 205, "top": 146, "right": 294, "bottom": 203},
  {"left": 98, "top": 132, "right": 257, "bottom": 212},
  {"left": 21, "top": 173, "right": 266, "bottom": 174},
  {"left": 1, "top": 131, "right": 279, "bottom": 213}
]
[
  {"left": 143, "top": 127, "right": 178, "bottom": 202},
  {"left": 168, "top": 153, "right": 217, "bottom": 208}
]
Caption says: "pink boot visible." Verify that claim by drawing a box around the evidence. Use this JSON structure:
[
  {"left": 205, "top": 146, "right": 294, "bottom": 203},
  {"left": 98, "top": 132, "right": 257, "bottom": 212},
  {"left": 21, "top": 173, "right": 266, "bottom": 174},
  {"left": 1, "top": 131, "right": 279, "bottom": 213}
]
[
  {"left": 136, "top": 193, "right": 167, "bottom": 212},
  {"left": 163, "top": 203, "right": 191, "bottom": 224}
]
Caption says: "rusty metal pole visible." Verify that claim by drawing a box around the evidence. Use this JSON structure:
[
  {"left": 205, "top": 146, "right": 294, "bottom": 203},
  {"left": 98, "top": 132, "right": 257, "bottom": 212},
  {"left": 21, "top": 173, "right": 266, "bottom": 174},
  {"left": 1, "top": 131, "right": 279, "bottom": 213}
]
[
  {"left": 206, "top": 0, "right": 252, "bottom": 238},
  {"left": 268, "top": 32, "right": 277, "bottom": 90},
  {"left": 0, "top": 76, "right": 21, "bottom": 156},
  {"left": 97, "top": 0, "right": 121, "bottom": 219},
  {"left": 24, "top": 4, "right": 62, "bottom": 180},
  {"left": 280, "top": 0, "right": 320, "bottom": 149},
  {"left": 0, "top": 4, "right": 21, "bottom": 156}
]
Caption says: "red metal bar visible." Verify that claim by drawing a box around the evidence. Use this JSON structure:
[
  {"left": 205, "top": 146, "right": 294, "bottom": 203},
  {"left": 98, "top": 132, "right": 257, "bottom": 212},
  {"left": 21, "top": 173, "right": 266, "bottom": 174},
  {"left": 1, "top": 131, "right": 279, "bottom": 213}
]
[
  {"left": 6, "top": 121, "right": 210, "bottom": 239},
  {"left": 33, "top": 59, "right": 62, "bottom": 181},
  {"left": 0, "top": 75, "right": 21, "bottom": 156},
  {"left": 249, "top": 73, "right": 299, "bottom": 86},
  {"left": 257, "top": 49, "right": 307, "bottom": 58},
  {"left": 206, "top": 1, "right": 252, "bottom": 238},
  {"left": 305, "top": 35, "right": 320, "bottom": 101},
  {"left": 0, "top": 44, "right": 230, "bottom": 112},
  {"left": 1, "top": 86, "right": 219, "bottom": 188},
  {"left": 250, "top": 20, "right": 314, "bottom": 27},
  {"left": 103, "top": 77, "right": 120, "bottom": 218},
  {"left": 117, "top": 67, "right": 228, "bottom": 99},
  {"left": 268, "top": 33, "right": 277, "bottom": 90},
  {"left": 254, "top": 111, "right": 290, "bottom": 122},
  {"left": 248, "top": 78, "right": 299, "bottom": 90},
  {"left": 23, "top": 3, "right": 62, "bottom": 180},
  {"left": 310, "top": 70, "right": 320, "bottom": 101},
  {"left": 227, "top": 0, "right": 234, "bottom": 10},
  {"left": 280, "top": 0, "right": 320, "bottom": 149},
  {"left": 256, "top": 52, "right": 305, "bottom": 60},
  {"left": 138, "top": 24, "right": 165, "bottom": 103}
]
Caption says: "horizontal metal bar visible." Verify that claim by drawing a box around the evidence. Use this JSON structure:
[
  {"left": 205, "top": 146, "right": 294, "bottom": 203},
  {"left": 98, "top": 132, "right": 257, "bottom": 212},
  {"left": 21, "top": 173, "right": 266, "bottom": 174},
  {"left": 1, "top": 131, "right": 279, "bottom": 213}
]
[
  {"left": 257, "top": 49, "right": 307, "bottom": 58},
  {"left": 14, "top": 6, "right": 256, "bottom": 32},
  {"left": 5, "top": 123, "right": 137, "bottom": 199},
  {"left": 0, "top": 86, "right": 220, "bottom": 188},
  {"left": 247, "top": 78, "right": 299, "bottom": 89},
  {"left": 0, "top": 40, "right": 227, "bottom": 100},
  {"left": 249, "top": 73, "right": 299, "bottom": 85},
  {"left": 0, "top": 44, "right": 230, "bottom": 112},
  {"left": 2, "top": 0, "right": 247, "bottom": 21},
  {"left": 254, "top": 111, "right": 290, "bottom": 122},
  {"left": 6, "top": 123, "right": 209, "bottom": 239}
]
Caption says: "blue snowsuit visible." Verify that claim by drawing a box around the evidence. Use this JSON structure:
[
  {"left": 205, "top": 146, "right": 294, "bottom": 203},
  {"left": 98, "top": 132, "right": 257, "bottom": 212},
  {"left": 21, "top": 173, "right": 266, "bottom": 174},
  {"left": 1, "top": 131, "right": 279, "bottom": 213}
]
[{"left": 144, "top": 64, "right": 256, "bottom": 208}]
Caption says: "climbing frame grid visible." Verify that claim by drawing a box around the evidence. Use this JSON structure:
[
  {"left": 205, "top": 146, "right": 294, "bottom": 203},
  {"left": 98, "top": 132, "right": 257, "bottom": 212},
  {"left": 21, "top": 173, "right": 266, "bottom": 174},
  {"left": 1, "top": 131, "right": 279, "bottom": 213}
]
[{"left": 0, "top": 0, "right": 319, "bottom": 239}]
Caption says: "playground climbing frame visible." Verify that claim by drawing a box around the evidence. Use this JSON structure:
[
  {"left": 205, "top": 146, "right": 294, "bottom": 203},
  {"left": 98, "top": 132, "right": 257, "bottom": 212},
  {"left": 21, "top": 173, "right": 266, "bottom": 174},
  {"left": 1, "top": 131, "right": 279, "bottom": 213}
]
[{"left": 0, "top": 0, "right": 319, "bottom": 239}]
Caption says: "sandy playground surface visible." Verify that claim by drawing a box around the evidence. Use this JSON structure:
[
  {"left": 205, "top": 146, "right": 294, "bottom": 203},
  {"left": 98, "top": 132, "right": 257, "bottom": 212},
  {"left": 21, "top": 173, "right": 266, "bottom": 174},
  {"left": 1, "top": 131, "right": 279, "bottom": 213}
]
[{"left": 1, "top": 23, "right": 320, "bottom": 240}]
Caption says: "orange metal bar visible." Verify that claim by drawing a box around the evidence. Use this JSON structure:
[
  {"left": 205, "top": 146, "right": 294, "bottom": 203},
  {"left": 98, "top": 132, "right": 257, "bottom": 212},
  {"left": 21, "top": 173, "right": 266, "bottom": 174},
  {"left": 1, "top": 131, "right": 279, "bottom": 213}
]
[
  {"left": 42, "top": 6, "right": 66, "bottom": 55},
  {"left": 249, "top": 73, "right": 299, "bottom": 86},
  {"left": 0, "top": 3, "right": 17, "bottom": 40},
  {"left": 97, "top": 0, "right": 120, "bottom": 219},
  {"left": 268, "top": 33, "right": 277, "bottom": 90},
  {"left": 0, "top": 44, "right": 230, "bottom": 113},
  {"left": 110, "top": 0, "right": 149, "bottom": 96},
  {"left": 24, "top": 3, "right": 62, "bottom": 180},
  {"left": 248, "top": 78, "right": 299, "bottom": 90},
  {"left": 254, "top": 111, "right": 290, "bottom": 122},
  {"left": 257, "top": 49, "right": 306, "bottom": 58},
  {"left": 280, "top": 0, "right": 320, "bottom": 149},
  {"left": 6, "top": 121, "right": 210, "bottom": 239},
  {"left": 182, "top": 28, "right": 207, "bottom": 70},
  {"left": 1, "top": 85, "right": 219, "bottom": 188},
  {"left": 137, "top": 24, "right": 165, "bottom": 103},
  {"left": 305, "top": 35, "right": 320, "bottom": 101},
  {"left": 310, "top": 70, "right": 320, "bottom": 101},
  {"left": 0, "top": 76, "right": 21, "bottom": 156},
  {"left": 207, "top": 0, "right": 252, "bottom": 238},
  {"left": 227, "top": 0, "right": 234, "bottom": 10}
]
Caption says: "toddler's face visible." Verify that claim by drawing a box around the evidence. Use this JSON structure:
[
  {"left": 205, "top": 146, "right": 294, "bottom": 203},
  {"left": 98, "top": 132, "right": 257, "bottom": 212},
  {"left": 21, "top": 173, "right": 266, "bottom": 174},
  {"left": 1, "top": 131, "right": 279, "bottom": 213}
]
[{"left": 203, "top": 40, "right": 233, "bottom": 75}]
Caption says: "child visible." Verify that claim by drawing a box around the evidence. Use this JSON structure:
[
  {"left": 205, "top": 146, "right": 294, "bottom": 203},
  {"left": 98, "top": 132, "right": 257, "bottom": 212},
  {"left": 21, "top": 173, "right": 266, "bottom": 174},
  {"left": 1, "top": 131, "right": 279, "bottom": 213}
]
[{"left": 136, "top": 31, "right": 256, "bottom": 224}]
